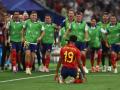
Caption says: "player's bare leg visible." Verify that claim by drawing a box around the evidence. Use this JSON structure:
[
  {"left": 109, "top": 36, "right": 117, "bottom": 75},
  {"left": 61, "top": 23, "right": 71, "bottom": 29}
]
[
  {"left": 25, "top": 50, "right": 31, "bottom": 75},
  {"left": 81, "top": 51, "right": 89, "bottom": 73},
  {"left": 111, "top": 51, "right": 117, "bottom": 73},
  {"left": 44, "top": 51, "right": 50, "bottom": 72},
  {"left": 11, "top": 49, "right": 17, "bottom": 73},
  {"left": 96, "top": 49, "right": 102, "bottom": 72}
]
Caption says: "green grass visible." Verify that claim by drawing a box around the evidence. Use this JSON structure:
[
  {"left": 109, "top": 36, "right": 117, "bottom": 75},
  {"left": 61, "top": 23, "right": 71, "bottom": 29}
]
[{"left": 0, "top": 61, "right": 120, "bottom": 90}]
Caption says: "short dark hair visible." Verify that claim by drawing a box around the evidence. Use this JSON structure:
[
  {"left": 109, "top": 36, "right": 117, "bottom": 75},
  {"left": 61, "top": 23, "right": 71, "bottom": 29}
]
[
  {"left": 76, "top": 11, "right": 83, "bottom": 15},
  {"left": 45, "top": 14, "right": 52, "bottom": 18},
  {"left": 31, "top": 11, "right": 37, "bottom": 15},
  {"left": 69, "top": 35, "right": 77, "bottom": 42}
]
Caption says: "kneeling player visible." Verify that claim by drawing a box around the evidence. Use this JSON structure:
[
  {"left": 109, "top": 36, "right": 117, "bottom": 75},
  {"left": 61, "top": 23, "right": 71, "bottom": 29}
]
[{"left": 55, "top": 35, "right": 86, "bottom": 84}]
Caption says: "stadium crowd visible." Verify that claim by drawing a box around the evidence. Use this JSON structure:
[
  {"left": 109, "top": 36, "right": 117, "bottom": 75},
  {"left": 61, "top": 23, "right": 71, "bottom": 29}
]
[{"left": 37, "top": 0, "right": 120, "bottom": 21}]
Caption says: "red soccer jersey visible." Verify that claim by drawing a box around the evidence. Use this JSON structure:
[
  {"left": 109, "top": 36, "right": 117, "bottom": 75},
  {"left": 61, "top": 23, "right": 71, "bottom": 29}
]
[{"left": 60, "top": 43, "right": 81, "bottom": 68}]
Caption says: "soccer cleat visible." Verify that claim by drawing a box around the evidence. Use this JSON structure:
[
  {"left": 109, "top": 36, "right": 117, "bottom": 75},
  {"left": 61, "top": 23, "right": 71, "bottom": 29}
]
[
  {"left": 13, "top": 66, "right": 17, "bottom": 73},
  {"left": 91, "top": 67, "right": 96, "bottom": 72},
  {"left": 113, "top": 68, "right": 118, "bottom": 74},
  {"left": 28, "top": 68, "right": 32, "bottom": 75},
  {"left": 83, "top": 66, "right": 89, "bottom": 73},
  {"left": 39, "top": 66, "right": 45, "bottom": 72},
  {"left": 26, "top": 68, "right": 32, "bottom": 75},
  {"left": 44, "top": 67, "right": 49, "bottom": 72},
  {"left": 107, "top": 66, "right": 112, "bottom": 72},
  {"left": 25, "top": 68, "right": 29, "bottom": 74},
  {"left": 95, "top": 65, "right": 100, "bottom": 72},
  {"left": 58, "top": 75, "right": 63, "bottom": 84},
  {"left": 102, "top": 65, "right": 107, "bottom": 72}
]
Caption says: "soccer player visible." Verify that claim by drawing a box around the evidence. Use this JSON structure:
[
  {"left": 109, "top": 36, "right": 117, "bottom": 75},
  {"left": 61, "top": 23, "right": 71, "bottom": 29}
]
[
  {"left": 70, "top": 11, "right": 89, "bottom": 73},
  {"left": 63, "top": 9, "right": 75, "bottom": 40},
  {"left": 98, "top": 12, "right": 111, "bottom": 72},
  {"left": 107, "top": 15, "right": 120, "bottom": 73},
  {"left": 22, "top": 11, "right": 44, "bottom": 75},
  {"left": 88, "top": 18, "right": 102, "bottom": 72},
  {"left": 6, "top": 12, "right": 24, "bottom": 72},
  {"left": 40, "top": 14, "right": 58, "bottom": 72},
  {"left": 55, "top": 35, "right": 86, "bottom": 84}
]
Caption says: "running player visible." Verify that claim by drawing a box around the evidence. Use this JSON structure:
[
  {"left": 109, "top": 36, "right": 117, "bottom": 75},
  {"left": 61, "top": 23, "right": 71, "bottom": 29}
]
[
  {"left": 88, "top": 18, "right": 102, "bottom": 72},
  {"left": 40, "top": 14, "right": 58, "bottom": 72},
  {"left": 107, "top": 15, "right": 120, "bottom": 73},
  {"left": 98, "top": 12, "right": 111, "bottom": 72},
  {"left": 22, "top": 11, "right": 44, "bottom": 75},
  {"left": 6, "top": 12, "right": 24, "bottom": 72}
]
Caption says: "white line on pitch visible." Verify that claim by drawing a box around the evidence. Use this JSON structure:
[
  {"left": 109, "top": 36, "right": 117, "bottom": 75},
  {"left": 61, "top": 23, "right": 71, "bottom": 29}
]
[
  {"left": 0, "top": 74, "right": 55, "bottom": 83},
  {"left": 0, "top": 73, "right": 119, "bottom": 84}
]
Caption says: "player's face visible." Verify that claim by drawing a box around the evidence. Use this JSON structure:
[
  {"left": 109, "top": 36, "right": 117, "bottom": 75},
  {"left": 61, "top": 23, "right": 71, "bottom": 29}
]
[
  {"left": 68, "top": 11, "right": 74, "bottom": 21},
  {"left": 102, "top": 15, "right": 109, "bottom": 23},
  {"left": 45, "top": 16, "right": 52, "bottom": 24},
  {"left": 110, "top": 16, "right": 117, "bottom": 25},
  {"left": 30, "top": 13, "right": 38, "bottom": 22},
  {"left": 13, "top": 12, "right": 20, "bottom": 21},
  {"left": 76, "top": 14, "right": 83, "bottom": 22},
  {"left": 19, "top": 15, "right": 23, "bottom": 21},
  {"left": 91, "top": 19, "right": 96, "bottom": 26}
]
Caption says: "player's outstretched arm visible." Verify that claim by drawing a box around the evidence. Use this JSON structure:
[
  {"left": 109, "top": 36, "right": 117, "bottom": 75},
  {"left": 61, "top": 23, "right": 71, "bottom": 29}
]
[{"left": 77, "top": 59, "right": 87, "bottom": 81}]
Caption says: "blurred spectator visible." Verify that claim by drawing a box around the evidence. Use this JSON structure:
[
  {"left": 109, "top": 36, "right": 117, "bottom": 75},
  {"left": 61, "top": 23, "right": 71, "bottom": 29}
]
[
  {"left": 61, "top": 5, "right": 67, "bottom": 17},
  {"left": 54, "top": 0, "right": 63, "bottom": 13},
  {"left": 83, "top": 2, "right": 93, "bottom": 24},
  {"left": 23, "top": 11, "right": 29, "bottom": 20},
  {"left": 43, "top": 0, "right": 120, "bottom": 21}
]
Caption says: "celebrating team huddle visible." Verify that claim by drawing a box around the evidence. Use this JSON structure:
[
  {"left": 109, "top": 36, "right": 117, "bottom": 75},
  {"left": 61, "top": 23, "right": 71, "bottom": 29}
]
[{"left": 0, "top": 9, "right": 120, "bottom": 84}]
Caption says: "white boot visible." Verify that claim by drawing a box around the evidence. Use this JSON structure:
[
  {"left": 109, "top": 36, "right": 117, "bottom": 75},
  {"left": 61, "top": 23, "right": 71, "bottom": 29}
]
[
  {"left": 107, "top": 66, "right": 112, "bottom": 72},
  {"left": 83, "top": 66, "right": 89, "bottom": 73},
  {"left": 13, "top": 66, "right": 17, "bottom": 73},
  {"left": 102, "top": 65, "right": 106, "bottom": 72},
  {"left": 113, "top": 68, "right": 118, "bottom": 74}
]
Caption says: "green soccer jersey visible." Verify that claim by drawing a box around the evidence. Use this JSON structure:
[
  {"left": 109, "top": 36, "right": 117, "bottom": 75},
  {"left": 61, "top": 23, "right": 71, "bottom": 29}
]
[
  {"left": 88, "top": 26, "right": 101, "bottom": 48},
  {"left": 24, "top": 19, "right": 42, "bottom": 43},
  {"left": 8, "top": 20, "right": 24, "bottom": 42},
  {"left": 76, "top": 21, "right": 87, "bottom": 42},
  {"left": 98, "top": 21, "right": 110, "bottom": 41},
  {"left": 65, "top": 17, "right": 75, "bottom": 40},
  {"left": 60, "top": 27, "right": 67, "bottom": 46},
  {"left": 70, "top": 21, "right": 79, "bottom": 36},
  {"left": 107, "top": 23, "right": 120, "bottom": 45},
  {"left": 42, "top": 23, "right": 56, "bottom": 44}
]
